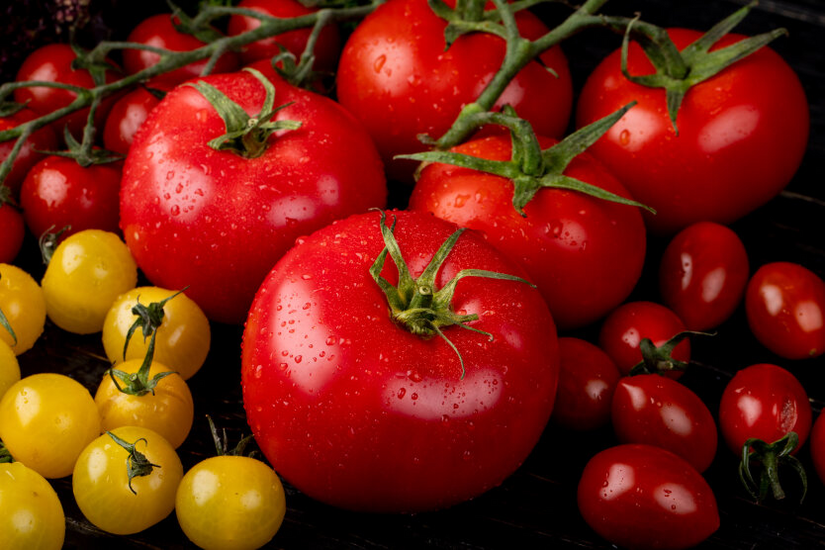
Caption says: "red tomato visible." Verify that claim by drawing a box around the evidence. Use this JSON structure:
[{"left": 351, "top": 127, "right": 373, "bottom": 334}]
[
  {"left": 810, "top": 412, "right": 825, "bottom": 486},
  {"left": 576, "top": 29, "right": 809, "bottom": 234},
  {"left": 242, "top": 210, "right": 559, "bottom": 512},
  {"left": 745, "top": 262, "right": 825, "bottom": 359},
  {"left": 122, "top": 14, "right": 241, "bottom": 87},
  {"left": 120, "top": 70, "right": 386, "bottom": 323},
  {"left": 0, "top": 202, "right": 25, "bottom": 264},
  {"left": 13, "top": 44, "right": 120, "bottom": 140},
  {"left": 19, "top": 154, "right": 122, "bottom": 241},
  {"left": 336, "top": 0, "right": 573, "bottom": 182},
  {"left": 102, "top": 85, "right": 169, "bottom": 156},
  {"left": 718, "top": 363, "right": 811, "bottom": 455},
  {"left": 551, "top": 337, "right": 620, "bottom": 431},
  {"left": 409, "top": 134, "right": 646, "bottom": 329},
  {"left": 598, "top": 301, "right": 690, "bottom": 377},
  {"left": 227, "top": 0, "right": 341, "bottom": 71},
  {"left": 577, "top": 444, "right": 719, "bottom": 550},
  {"left": 0, "top": 107, "right": 59, "bottom": 196},
  {"left": 659, "top": 221, "right": 749, "bottom": 331},
  {"left": 612, "top": 374, "right": 717, "bottom": 472}
]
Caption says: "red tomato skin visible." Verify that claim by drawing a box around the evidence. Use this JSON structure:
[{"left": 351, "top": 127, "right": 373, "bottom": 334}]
[
  {"left": 336, "top": 0, "right": 572, "bottom": 183},
  {"left": 0, "top": 107, "right": 59, "bottom": 196},
  {"left": 122, "top": 14, "right": 241, "bottom": 86},
  {"left": 120, "top": 71, "right": 386, "bottom": 324},
  {"left": 718, "top": 363, "right": 811, "bottom": 455},
  {"left": 409, "top": 134, "right": 646, "bottom": 329},
  {"left": 598, "top": 301, "right": 690, "bottom": 377},
  {"left": 242, "top": 210, "right": 559, "bottom": 512},
  {"left": 103, "top": 86, "right": 166, "bottom": 156},
  {"left": 576, "top": 29, "right": 809, "bottom": 234},
  {"left": 551, "top": 337, "right": 620, "bottom": 431},
  {"left": 612, "top": 374, "right": 717, "bottom": 473},
  {"left": 19, "top": 155, "right": 122, "bottom": 241},
  {"left": 577, "top": 444, "right": 719, "bottom": 550},
  {"left": 659, "top": 221, "right": 749, "bottom": 331},
  {"left": 0, "top": 204, "right": 25, "bottom": 264},
  {"left": 810, "top": 413, "right": 825, "bottom": 485},
  {"left": 745, "top": 262, "right": 825, "bottom": 359}
]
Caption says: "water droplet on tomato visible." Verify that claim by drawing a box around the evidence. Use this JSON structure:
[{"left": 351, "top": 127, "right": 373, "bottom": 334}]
[
  {"left": 397, "top": 387, "right": 406, "bottom": 399},
  {"left": 294, "top": 355, "right": 302, "bottom": 364},
  {"left": 619, "top": 129, "right": 631, "bottom": 145},
  {"left": 373, "top": 55, "right": 387, "bottom": 73}
]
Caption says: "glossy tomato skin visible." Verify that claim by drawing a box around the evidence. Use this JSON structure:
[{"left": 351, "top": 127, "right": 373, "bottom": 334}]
[
  {"left": 0, "top": 339, "right": 21, "bottom": 399},
  {"left": 612, "top": 374, "right": 717, "bottom": 472},
  {"left": 102, "top": 85, "right": 168, "bottom": 156},
  {"left": 576, "top": 30, "right": 809, "bottom": 234},
  {"left": 745, "top": 262, "right": 825, "bottom": 359},
  {"left": 0, "top": 263, "right": 46, "bottom": 355},
  {"left": 0, "top": 203, "right": 25, "bottom": 264},
  {"left": 409, "top": 134, "right": 646, "bottom": 329},
  {"left": 121, "top": 70, "right": 386, "bottom": 323},
  {"left": 659, "top": 221, "right": 749, "bottom": 331},
  {"left": 0, "top": 462, "right": 65, "bottom": 550},
  {"left": 242, "top": 210, "right": 559, "bottom": 512},
  {"left": 578, "top": 444, "right": 719, "bottom": 550},
  {"left": 0, "top": 106, "right": 59, "bottom": 196},
  {"left": 718, "top": 363, "right": 811, "bottom": 455},
  {"left": 337, "top": 0, "right": 572, "bottom": 182}
]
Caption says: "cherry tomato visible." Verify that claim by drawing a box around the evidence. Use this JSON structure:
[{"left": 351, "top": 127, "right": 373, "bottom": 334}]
[
  {"left": 0, "top": 339, "right": 20, "bottom": 399},
  {"left": 551, "top": 337, "right": 620, "bottom": 431},
  {"left": 659, "top": 221, "right": 749, "bottom": 331},
  {"left": 41, "top": 230, "right": 138, "bottom": 334},
  {"left": 577, "top": 444, "right": 719, "bottom": 550},
  {"left": 810, "top": 412, "right": 825, "bottom": 486},
  {"left": 72, "top": 426, "right": 183, "bottom": 535},
  {"left": 0, "top": 462, "right": 65, "bottom": 550},
  {"left": 176, "top": 455, "right": 287, "bottom": 549},
  {"left": 576, "top": 29, "right": 809, "bottom": 234},
  {"left": 0, "top": 106, "right": 59, "bottom": 196},
  {"left": 102, "top": 84, "right": 168, "bottom": 156},
  {"left": 0, "top": 263, "right": 46, "bottom": 355},
  {"left": 612, "top": 374, "right": 717, "bottom": 473},
  {"left": 0, "top": 201, "right": 25, "bottom": 264},
  {"left": 745, "top": 262, "right": 825, "bottom": 359},
  {"left": 718, "top": 363, "right": 811, "bottom": 455},
  {"left": 0, "top": 373, "right": 101, "bottom": 478}
]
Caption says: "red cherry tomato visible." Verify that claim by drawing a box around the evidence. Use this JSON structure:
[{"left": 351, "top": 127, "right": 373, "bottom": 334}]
[
  {"left": 745, "top": 262, "right": 825, "bottom": 359},
  {"left": 659, "top": 221, "right": 749, "bottom": 331},
  {"left": 0, "top": 202, "right": 25, "bottom": 264},
  {"left": 577, "top": 444, "right": 719, "bottom": 550},
  {"left": 810, "top": 413, "right": 825, "bottom": 486},
  {"left": 0, "top": 107, "right": 59, "bottom": 196},
  {"left": 102, "top": 84, "right": 169, "bottom": 156}
]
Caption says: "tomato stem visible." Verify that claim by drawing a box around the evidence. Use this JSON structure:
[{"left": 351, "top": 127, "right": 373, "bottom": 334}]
[
  {"left": 106, "top": 431, "right": 161, "bottom": 495},
  {"left": 739, "top": 432, "right": 807, "bottom": 503},
  {"left": 628, "top": 330, "right": 714, "bottom": 376}
]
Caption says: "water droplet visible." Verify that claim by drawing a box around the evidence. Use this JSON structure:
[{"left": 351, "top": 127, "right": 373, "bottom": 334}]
[
  {"left": 619, "top": 129, "right": 631, "bottom": 145},
  {"left": 373, "top": 54, "right": 387, "bottom": 73},
  {"left": 294, "top": 355, "right": 302, "bottom": 364},
  {"left": 397, "top": 387, "right": 406, "bottom": 399}
]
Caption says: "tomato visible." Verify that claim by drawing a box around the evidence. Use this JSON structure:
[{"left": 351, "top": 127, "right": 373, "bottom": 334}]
[
  {"left": 122, "top": 14, "right": 240, "bottom": 87},
  {"left": 612, "top": 374, "right": 717, "bottom": 473},
  {"left": 102, "top": 84, "right": 169, "bottom": 156},
  {"left": 19, "top": 154, "right": 122, "bottom": 241},
  {"left": 242, "top": 209, "right": 558, "bottom": 512},
  {"left": 0, "top": 339, "right": 20, "bottom": 400},
  {"left": 72, "top": 426, "right": 183, "bottom": 535},
  {"left": 102, "top": 286, "right": 211, "bottom": 380},
  {"left": 0, "top": 462, "right": 65, "bottom": 550},
  {"left": 598, "top": 301, "right": 690, "bottom": 377},
  {"left": 576, "top": 29, "right": 809, "bottom": 234},
  {"left": 0, "top": 263, "right": 46, "bottom": 355},
  {"left": 121, "top": 69, "right": 386, "bottom": 323},
  {"left": 0, "top": 106, "right": 59, "bottom": 196},
  {"left": 0, "top": 373, "right": 101, "bottom": 478},
  {"left": 0, "top": 201, "right": 25, "bottom": 264},
  {"left": 659, "top": 221, "right": 749, "bottom": 331},
  {"left": 810, "top": 412, "right": 825, "bottom": 486},
  {"left": 745, "top": 262, "right": 825, "bottom": 359},
  {"left": 176, "top": 455, "right": 287, "bottom": 549},
  {"left": 550, "top": 337, "right": 620, "bottom": 431},
  {"left": 336, "top": 0, "right": 573, "bottom": 182},
  {"left": 41, "top": 230, "right": 138, "bottom": 334},
  {"left": 409, "top": 133, "right": 647, "bottom": 329},
  {"left": 227, "top": 0, "right": 341, "bottom": 71},
  {"left": 718, "top": 363, "right": 811, "bottom": 455},
  {"left": 577, "top": 444, "right": 719, "bottom": 550}
]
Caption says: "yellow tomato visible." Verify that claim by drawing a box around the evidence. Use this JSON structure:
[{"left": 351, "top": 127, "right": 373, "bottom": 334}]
[
  {"left": 0, "top": 462, "right": 65, "bottom": 550},
  {"left": 0, "top": 263, "right": 46, "bottom": 354},
  {"left": 0, "top": 339, "right": 21, "bottom": 399}
]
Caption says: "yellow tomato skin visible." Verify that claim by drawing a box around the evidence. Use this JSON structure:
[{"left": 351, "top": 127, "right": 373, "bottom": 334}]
[
  {"left": 0, "top": 339, "right": 21, "bottom": 399},
  {"left": 41, "top": 230, "right": 137, "bottom": 335},
  {"left": 94, "top": 360, "right": 194, "bottom": 449},
  {"left": 176, "top": 455, "right": 286, "bottom": 550},
  {"left": 0, "top": 373, "right": 101, "bottom": 479},
  {"left": 0, "top": 263, "right": 46, "bottom": 354},
  {"left": 0, "top": 462, "right": 65, "bottom": 550},
  {"left": 102, "top": 286, "right": 211, "bottom": 380},
  {"left": 72, "top": 426, "right": 183, "bottom": 535}
]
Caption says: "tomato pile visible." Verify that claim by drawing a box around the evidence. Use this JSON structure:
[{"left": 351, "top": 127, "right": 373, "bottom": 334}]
[{"left": 0, "top": 0, "right": 822, "bottom": 547}]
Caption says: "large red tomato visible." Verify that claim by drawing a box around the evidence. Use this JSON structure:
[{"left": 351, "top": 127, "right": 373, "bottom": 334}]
[
  {"left": 120, "top": 70, "right": 386, "bottom": 323},
  {"left": 242, "top": 210, "right": 559, "bottom": 512},
  {"left": 336, "top": 0, "right": 573, "bottom": 182},
  {"left": 576, "top": 29, "right": 809, "bottom": 234}
]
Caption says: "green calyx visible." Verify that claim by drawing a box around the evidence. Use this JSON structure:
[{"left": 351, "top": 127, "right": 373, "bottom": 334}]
[
  {"left": 628, "top": 330, "right": 713, "bottom": 377},
  {"left": 106, "top": 431, "right": 161, "bottom": 495},
  {"left": 740, "top": 432, "right": 807, "bottom": 503},
  {"left": 370, "top": 210, "right": 534, "bottom": 379},
  {"left": 41, "top": 127, "right": 123, "bottom": 169},
  {"left": 37, "top": 225, "right": 71, "bottom": 266},
  {"left": 0, "top": 440, "right": 13, "bottom": 463},
  {"left": 186, "top": 67, "right": 301, "bottom": 159},
  {"left": 207, "top": 415, "right": 257, "bottom": 458}
]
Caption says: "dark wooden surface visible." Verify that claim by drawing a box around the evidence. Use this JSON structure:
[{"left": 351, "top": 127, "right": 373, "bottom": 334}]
[{"left": 7, "top": 0, "right": 825, "bottom": 548}]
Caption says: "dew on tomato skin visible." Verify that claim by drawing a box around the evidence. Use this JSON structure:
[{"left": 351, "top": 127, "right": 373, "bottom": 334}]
[{"left": 294, "top": 355, "right": 303, "bottom": 364}]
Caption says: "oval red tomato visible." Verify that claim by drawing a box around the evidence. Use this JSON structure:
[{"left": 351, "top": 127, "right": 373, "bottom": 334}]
[
  {"left": 0, "top": 106, "right": 59, "bottom": 196},
  {"left": 810, "top": 412, "right": 825, "bottom": 486}
]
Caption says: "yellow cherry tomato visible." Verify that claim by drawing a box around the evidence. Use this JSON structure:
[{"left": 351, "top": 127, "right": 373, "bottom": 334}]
[
  {"left": 0, "top": 263, "right": 46, "bottom": 354},
  {"left": 72, "top": 426, "right": 183, "bottom": 535},
  {"left": 102, "top": 286, "right": 211, "bottom": 380},
  {"left": 0, "top": 373, "right": 101, "bottom": 478},
  {"left": 176, "top": 455, "right": 286, "bottom": 550},
  {"left": 41, "top": 229, "right": 137, "bottom": 334},
  {"left": 0, "top": 339, "right": 21, "bottom": 399},
  {"left": 0, "top": 462, "right": 65, "bottom": 550}
]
